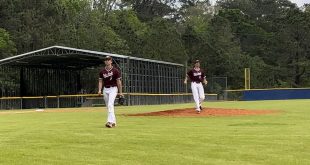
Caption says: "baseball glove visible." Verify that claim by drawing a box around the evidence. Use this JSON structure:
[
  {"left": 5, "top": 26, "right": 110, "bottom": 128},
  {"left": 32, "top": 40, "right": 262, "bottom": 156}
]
[{"left": 118, "top": 95, "right": 125, "bottom": 105}]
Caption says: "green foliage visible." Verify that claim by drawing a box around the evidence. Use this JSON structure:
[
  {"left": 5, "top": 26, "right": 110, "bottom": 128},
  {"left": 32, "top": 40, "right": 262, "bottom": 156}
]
[
  {"left": 121, "top": 0, "right": 176, "bottom": 22},
  {"left": 306, "top": 4, "right": 310, "bottom": 12},
  {"left": 142, "top": 18, "right": 187, "bottom": 63},
  {"left": 219, "top": 9, "right": 271, "bottom": 58},
  {"left": 272, "top": 9, "right": 310, "bottom": 87},
  {"left": 179, "top": 1, "right": 212, "bottom": 63},
  {"left": 204, "top": 14, "right": 246, "bottom": 88},
  {"left": 106, "top": 10, "right": 147, "bottom": 56},
  {"left": 0, "top": 0, "right": 310, "bottom": 89},
  {"left": 0, "top": 28, "right": 16, "bottom": 59}
]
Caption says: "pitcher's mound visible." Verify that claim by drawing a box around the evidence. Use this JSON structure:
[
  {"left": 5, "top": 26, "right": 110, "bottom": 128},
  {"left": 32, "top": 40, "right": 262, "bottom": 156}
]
[{"left": 127, "top": 108, "right": 279, "bottom": 117}]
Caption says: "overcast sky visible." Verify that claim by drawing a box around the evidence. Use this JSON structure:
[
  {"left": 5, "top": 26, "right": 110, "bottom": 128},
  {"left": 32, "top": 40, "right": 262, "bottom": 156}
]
[{"left": 290, "top": 0, "right": 310, "bottom": 6}]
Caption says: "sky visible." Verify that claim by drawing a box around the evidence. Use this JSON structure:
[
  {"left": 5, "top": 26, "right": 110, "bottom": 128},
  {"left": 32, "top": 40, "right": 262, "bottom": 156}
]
[{"left": 290, "top": 0, "right": 310, "bottom": 6}]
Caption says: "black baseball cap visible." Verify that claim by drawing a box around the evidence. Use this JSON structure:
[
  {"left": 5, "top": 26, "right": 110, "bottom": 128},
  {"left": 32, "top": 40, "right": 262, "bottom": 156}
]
[{"left": 104, "top": 56, "right": 112, "bottom": 61}]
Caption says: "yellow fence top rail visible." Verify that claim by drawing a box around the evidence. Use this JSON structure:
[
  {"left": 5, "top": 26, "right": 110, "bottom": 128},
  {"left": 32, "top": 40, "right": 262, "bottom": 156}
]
[{"left": 0, "top": 93, "right": 217, "bottom": 99}]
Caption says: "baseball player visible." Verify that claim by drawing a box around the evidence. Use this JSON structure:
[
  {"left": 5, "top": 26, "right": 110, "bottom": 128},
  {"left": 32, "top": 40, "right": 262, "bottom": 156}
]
[
  {"left": 184, "top": 60, "right": 208, "bottom": 113},
  {"left": 98, "top": 56, "right": 123, "bottom": 128}
]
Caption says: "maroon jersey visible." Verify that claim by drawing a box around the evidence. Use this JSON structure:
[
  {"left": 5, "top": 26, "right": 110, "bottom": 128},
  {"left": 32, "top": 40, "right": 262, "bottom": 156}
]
[
  {"left": 99, "top": 67, "right": 121, "bottom": 87},
  {"left": 187, "top": 68, "right": 205, "bottom": 83}
]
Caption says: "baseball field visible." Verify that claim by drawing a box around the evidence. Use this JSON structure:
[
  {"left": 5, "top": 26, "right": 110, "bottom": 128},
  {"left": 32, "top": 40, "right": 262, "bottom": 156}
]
[{"left": 0, "top": 99, "right": 310, "bottom": 165}]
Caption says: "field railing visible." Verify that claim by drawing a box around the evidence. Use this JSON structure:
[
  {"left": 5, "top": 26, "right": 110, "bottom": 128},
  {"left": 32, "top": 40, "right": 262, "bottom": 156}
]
[{"left": 0, "top": 93, "right": 218, "bottom": 110}]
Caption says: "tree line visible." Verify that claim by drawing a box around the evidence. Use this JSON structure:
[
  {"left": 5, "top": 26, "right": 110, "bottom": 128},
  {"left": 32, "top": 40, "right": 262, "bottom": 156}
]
[{"left": 0, "top": 0, "right": 309, "bottom": 89}]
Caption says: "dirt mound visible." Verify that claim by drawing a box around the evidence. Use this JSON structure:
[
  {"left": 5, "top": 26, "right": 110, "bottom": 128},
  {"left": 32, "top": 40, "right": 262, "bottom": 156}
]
[{"left": 127, "top": 108, "right": 279, "bottom": 117}]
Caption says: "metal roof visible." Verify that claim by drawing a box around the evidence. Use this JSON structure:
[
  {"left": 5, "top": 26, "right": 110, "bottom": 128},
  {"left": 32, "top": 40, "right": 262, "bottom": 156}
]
[{"left": 0, "top": 45, "right": 183, "bottom": 69}]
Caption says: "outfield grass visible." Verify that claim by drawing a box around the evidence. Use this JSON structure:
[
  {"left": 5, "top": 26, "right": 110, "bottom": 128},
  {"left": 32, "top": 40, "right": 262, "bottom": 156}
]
[{"left": 0, "top": 100, "right": 310, "bottom": 165}]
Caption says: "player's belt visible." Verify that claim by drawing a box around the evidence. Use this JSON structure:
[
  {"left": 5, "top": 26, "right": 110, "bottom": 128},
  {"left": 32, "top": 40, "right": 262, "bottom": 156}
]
[
  {"left": 192, "top": 81, "right": 201, "bottom": 83},
  {"left": 104, "top": 85, "right": 116, "bottom": 88}
]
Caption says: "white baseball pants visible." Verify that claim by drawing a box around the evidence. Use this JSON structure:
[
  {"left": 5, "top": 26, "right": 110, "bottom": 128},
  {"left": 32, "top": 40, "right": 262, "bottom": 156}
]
[
  {"left": 103, "top": 87, "right": 118, "bottom": 124},
  {"left": 191, "top": 82, "right": 205, "bottom": 111}
]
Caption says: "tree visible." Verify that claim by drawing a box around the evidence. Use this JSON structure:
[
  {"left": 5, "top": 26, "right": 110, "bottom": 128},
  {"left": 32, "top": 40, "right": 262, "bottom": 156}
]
[
  {"left": 304, "top": 4, "right": 310, "bottom": 13},
  {"left": 178, "top": 0, "right": 213, "bottom": 64},
  {"left": 92, "top": 0, "right": 120, "bottom": 17},
  {"left": 106, "top": 10, "right": 147, "bottom": 56},
  {"left": 273, "top": 9, "right": 310, "bottom": 87},
  {"left": 0, "top": 0, "right": 70, "bottom": 53},
  {"left": 216, "top": 0, "right": 310, "bottom": 88},
  {"left": 206, "top": 15, "right": 246, "bottom": 88},
  {"left": 56, "top": 1, "right": 130, "bottom": 54},
  {"left": 142, "top": 18, "right": 187, "bottom": 63},
  {"left": 0, "top": 28, "right": 16, "bottom": 59},
  {"left": 218, "top": 9, "right": 274, "bottom": 64},
  {"left": 204, "top": 13, "right": 272, "bottom": 89},
  {"left": 217, "top": 0, "right": 296, "bottom": 22},
  {"left": 120, "top": 0, "right": 176, "bottom": 21}
]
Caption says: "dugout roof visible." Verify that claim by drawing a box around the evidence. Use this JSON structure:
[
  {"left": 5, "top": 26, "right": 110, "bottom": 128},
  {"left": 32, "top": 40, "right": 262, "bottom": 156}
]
[{"left": 0, "top": 45, "right": 183, "bottom": 69}]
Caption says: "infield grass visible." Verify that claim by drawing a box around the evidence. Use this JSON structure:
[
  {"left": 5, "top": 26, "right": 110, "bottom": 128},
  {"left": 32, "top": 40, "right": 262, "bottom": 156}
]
[{"left": 0, "top": 100, "right": 310, "bottom": 165}]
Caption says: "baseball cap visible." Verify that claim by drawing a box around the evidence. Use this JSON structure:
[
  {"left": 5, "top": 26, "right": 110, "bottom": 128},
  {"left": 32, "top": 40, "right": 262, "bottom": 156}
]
[
  {"left": 193, "top": 59, "right": 200, "bottom": 64},
  {"left": 104, "top": 56, "right": 112, "bottom": 61}
]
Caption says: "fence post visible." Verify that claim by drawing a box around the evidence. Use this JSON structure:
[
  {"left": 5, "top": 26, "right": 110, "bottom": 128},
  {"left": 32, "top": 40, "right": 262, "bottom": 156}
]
[
  {"left": 57, "top": 96, "right": 60, "bottom": 108},
  {"left": 126, "top": 94, "right": 130, "bottom": 106},
  {"left": 224, "top": 90, "right": 228, "bottom": 100},
  {"left": 44, "top": 96, "right": 47, "bottom": 108},
  {"left": 20, "top": 98, "right": 23, "bottom": 110}
]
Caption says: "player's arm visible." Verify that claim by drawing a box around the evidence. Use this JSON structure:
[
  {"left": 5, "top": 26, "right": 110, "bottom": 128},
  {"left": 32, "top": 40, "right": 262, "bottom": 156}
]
[
  {"left": 116, "top": 69, "right": 123, "bottom": 96},
  {"left": 203, "top": 77, "right": 208, "bottom": 85},
  {"left": 116, "top": 79, "right": 123, "bottom": 96},
  {"left": 184, "top": 70, "right": 191, "bottom": 84},
  {"left": 98, "top": 71, "right": 104, "bottom": 95},
  {"left": 184, "top": 75, "right": 189, "bottom": 84},
  {"left": 202, "top": 71, "right": 208, "bottom": 85},
  {"left": 98, "top": 78, "right": 103, "bottom": 95}
]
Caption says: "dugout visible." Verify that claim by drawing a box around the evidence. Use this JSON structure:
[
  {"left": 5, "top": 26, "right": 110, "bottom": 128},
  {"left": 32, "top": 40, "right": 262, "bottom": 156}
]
[{"left": 0, "top": 46, "right": 216, "bottom": 109}]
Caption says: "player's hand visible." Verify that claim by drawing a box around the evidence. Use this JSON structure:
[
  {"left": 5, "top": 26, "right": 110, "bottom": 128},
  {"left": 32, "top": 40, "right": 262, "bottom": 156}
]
[
  {"left": 98, "top": 91, "right": 102, "bottom": 95},
  {"left": 184, "top": 80, "right": 187, "bottom": 84},
  {"left": 119, "top": 93, "right": 124, "bottom": 97},
  {"left": 118, "top": 94, "right": 125, "bottom": 105},
  {"left": 204, "top": 81, "right": 208, "bottom": 86}
]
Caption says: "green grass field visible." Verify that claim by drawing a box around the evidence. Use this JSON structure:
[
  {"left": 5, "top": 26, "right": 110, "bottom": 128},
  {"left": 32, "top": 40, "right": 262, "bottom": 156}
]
[{"left": 1, "top": 100, "right": 310, "bottom": 165}]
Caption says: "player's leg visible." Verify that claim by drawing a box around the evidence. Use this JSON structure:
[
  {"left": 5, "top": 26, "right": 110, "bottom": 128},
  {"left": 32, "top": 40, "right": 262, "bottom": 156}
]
[
  {"left": 191, "top": 82, "right": 200, "bottom": 112},
  {"left": 103, "top": 88, "right": 112, "bottom": 126},
  {"left": 107, "top": 87, "right": 118, "bottom": 126},
  {"left": 197, "top": 83, "right": 205, "bottom": 110},
  {"left": 103, "top": 88, "right": 113, "bottom": 127},
  {"left": 103, "top": 89, "right": 109, "bottom": 108}
]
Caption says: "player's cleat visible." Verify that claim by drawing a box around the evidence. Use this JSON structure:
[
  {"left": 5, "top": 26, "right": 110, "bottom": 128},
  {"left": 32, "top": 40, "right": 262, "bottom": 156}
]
[
  {"left": 112, "top": 123, "right": 116, "bottom": 127},
  {"left": 199, "top": 106, "right": 203, "bottom": 111},
  {"left": 105, "top": 122, "right": 113, "bottom": 128},
  {"left": 196, "top": 110, "right": 201, "bottom": 114}
]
